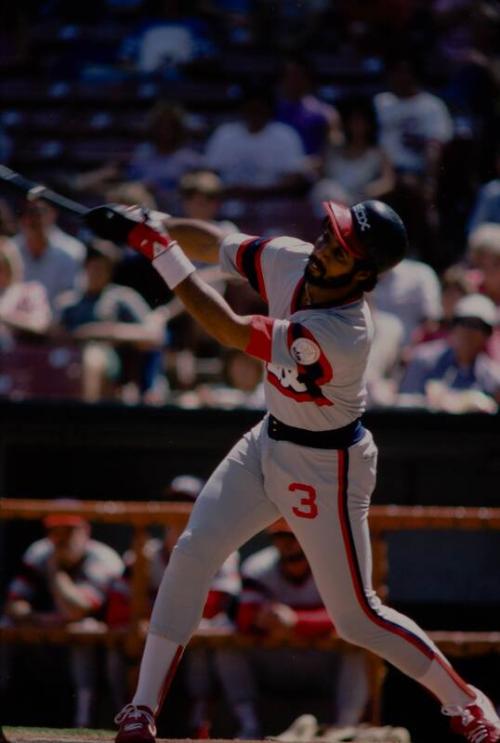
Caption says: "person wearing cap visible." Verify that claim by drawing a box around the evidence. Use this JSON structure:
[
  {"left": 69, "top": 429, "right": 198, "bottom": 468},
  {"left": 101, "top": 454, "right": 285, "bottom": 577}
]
[
  {"left": 165, "top": 170, "right": 239, "bottom": 385},
  {"left": 178, "top": 170, "right": 237, "bottom": 236},
  {"left": 85, "top": 197, "right": 500, "bottom": 743},
  {"left": 2, "top": 505, "right": 123, "bottom": 727},
  {"left": 399, "top": 293, "right": 500, "bottom": 412},
  {"left": 222, "top": 517, "right": 369, "bottom": 737},
  {"left": 54, "top": 239, "right": 165, "bottom": 403},
  {"left": 105, "top": 475, "right": 241, "bottom": 738}
]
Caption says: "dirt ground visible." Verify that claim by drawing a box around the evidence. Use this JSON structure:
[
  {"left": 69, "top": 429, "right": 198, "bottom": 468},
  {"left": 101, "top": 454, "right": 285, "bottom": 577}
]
[
  {"left": 2, "top": 731, "right": 243, "bottom": 743},
  {"left": 4, "top": 729, "right": 276, "bottom": 743}
]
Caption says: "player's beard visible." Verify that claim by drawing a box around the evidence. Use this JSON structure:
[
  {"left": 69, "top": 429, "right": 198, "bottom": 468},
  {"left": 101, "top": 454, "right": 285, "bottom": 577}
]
[{"left": 305, "top": 255, "right": 358, "bottom": 289}]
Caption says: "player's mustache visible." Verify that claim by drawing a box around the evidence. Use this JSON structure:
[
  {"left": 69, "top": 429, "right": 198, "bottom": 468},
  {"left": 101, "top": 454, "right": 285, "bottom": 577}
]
[{"left": 306, "top": 254, "right": 325, "bottom": 276}]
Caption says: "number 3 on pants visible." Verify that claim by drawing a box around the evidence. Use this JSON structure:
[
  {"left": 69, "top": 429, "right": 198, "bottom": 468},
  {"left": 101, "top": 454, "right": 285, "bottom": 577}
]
[{"left": 288, "top": 482, "right": 318, "bottom": 519}]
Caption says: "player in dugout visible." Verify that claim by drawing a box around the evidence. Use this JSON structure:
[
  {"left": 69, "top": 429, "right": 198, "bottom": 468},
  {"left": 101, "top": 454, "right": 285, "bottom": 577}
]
[{"left": 86, "top": 198, "right": 500, "bottom": 743}]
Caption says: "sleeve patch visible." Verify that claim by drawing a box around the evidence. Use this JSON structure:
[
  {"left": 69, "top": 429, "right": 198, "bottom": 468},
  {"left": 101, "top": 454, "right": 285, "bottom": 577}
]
[
  {"left": 290, "top": 337, "right": 321, "bottom": 365},
  {"left": 287, "top": 323, "right": 332, "bottom": 386}
]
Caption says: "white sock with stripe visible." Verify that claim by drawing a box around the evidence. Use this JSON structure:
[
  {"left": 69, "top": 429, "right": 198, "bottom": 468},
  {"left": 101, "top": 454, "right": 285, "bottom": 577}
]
[
  {"left": 418, "top": 656, "right": 475, "bottom": 707},
  {"left": 132, "top": 632, "right": 183, "bottom": 713}
]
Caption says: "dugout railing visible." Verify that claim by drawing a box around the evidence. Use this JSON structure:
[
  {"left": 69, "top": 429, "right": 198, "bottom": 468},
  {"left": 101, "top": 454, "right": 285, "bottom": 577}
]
[{"left": 1, "top": 498, "right": 500, "bottom": 724}]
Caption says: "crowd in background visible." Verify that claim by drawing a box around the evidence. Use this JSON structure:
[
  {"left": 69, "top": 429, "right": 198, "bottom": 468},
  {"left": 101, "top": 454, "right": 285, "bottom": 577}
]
[
  {"left": 0, "top": 0, "right": 500, "bottom": 411},
  {"left": 2, "top": 4, "right": 500, "bottom": 737}
]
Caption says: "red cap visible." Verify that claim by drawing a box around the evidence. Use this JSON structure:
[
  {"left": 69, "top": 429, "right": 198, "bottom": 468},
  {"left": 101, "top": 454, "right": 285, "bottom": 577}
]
[
  {"left": 43, "top": 514, "right": 87, "bottom": 529},
  {"left": 322, "top": 201, "right": 367, "bottom": 260}
]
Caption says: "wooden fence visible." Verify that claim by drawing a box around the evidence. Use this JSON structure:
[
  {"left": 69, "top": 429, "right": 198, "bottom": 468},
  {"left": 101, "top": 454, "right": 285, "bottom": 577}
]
[{"left": 1, "top": 498, "right": 500, "bottom": 724}]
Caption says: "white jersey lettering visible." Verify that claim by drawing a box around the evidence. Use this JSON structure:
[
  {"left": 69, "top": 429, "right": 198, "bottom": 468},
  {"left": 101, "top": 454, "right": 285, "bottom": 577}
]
[{"left": 267, "top": 363, "right": 307, "bottom": 393}]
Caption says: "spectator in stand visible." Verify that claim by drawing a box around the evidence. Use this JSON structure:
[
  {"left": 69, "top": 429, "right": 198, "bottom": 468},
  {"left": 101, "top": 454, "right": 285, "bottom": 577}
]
[
  {"left": 205, "top": 88, "right": 308, "bottom": 198},
  {"left": 2, "top": 506, "right": 124, "bottom": 727},
  {"left": 127, "top": 100, "right": 204, "bottom": 210},
  {"left": 11, "top": 197, "right": 86, "bottom": 263},
  {"left": 175, "top": 170, "right": 237, "bottom": 333},
  {"left": 374, "top": 53, "right": 454, "bottom": 263},
  {"left": 178, "top": 170, "right": 237, "bottom": 235},
  {"left": 441, "top": 1, "right": 500, "bottom": 180},
  {"left": 12, "top": 200, "right": 82, "bottom": 310},
  {"left": 106, "top": 475, "right": 242, "bottom": 738},
  {"left": 374, "top": 54, "right": 454, "bottom": 186},
  {"left": 467, "top": 223, "right": 500, "bottom": 364},
  {"left": 367, "top": 264, "right": 476, "bottom": 407},
  {"left": 310, "top": 95, "right": 395, "bottom": 211},
  {"left": 398, "top": 293, "right": 500, "bottom": 412},
  {"left": 55, "top": 240, "right": 165, "bottom": 404},
  {"left": 468, "top": 141, "right": 500, "bottom": 234},
  {"left": 0, "top": 238, "right": 52, "bottom": 348},
  {"left": 38, "top": 202, "right": 86, "bottom": 263},
  {"left": 468, "top": 224, "right": 500, "bottom": 308},
  {"left": 412, "top": 264, "right": 476, "bottom": 345},
  {"left": 370, "top": 257, "right": 442, "bottom": 348},
  {"left": 275, "top": 55, "right": 341, "bottom": 157},
  {"left": 104, "top": 181, "right": 172, "bottom": 312},
  {"left": 223, "top": 518, "right": 370, "bottom": 738},
  {"left": 162, "top": 170, "right": 239, "bottom": 391},
  {"left": 365, "top": 308, "right": 405, "bottom": 408},
  {"left": 119, "top": 0, "right": 216, "bottom": 76}
]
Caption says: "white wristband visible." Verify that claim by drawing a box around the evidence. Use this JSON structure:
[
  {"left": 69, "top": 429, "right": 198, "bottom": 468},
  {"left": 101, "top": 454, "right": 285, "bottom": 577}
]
[{"left": 153, "top": 242, "right": 195, "bottom": 289}]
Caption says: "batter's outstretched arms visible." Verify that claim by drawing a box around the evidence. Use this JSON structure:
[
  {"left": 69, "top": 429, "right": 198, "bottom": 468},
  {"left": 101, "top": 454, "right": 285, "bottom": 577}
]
[{"left": 85, "top": 204, "right": 256, "bottom": 351}]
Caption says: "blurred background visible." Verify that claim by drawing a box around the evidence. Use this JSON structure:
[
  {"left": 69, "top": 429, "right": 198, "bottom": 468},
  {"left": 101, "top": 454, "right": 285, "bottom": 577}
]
[{"left": 0, "top": 2, "right": 500, "bottom": 742}]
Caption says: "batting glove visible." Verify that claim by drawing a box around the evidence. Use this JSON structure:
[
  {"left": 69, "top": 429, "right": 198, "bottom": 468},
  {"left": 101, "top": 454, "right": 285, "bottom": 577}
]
[{"left": 85, "top": 204, "right": 172, "bottom": 260}]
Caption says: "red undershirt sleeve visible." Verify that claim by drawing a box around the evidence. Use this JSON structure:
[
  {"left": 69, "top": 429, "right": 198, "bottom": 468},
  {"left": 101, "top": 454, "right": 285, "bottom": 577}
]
[{"left": 244, "top": 315, "right": 275, "bottom": 362}]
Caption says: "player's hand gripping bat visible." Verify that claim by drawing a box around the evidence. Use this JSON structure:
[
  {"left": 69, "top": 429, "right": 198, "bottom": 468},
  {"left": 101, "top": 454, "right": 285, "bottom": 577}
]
[{"left": 0, "top": 164, "right": 169, "bottom": 256}]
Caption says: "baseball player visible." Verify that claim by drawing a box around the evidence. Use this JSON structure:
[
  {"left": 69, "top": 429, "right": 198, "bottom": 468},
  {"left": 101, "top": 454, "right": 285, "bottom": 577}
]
[
  {"left": 3, "top": 509, "right": 123, "bottom": 727},
  {"left": 86, "top": 199, "right": 500, "bottom": 743},
  {"left": 106, "top": 475, "right": 242, "bottom": 737}
]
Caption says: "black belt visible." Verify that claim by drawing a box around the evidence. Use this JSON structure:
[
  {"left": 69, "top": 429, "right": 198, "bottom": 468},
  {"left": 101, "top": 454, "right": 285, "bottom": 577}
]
[{"left": 267, "top": 415, "right": 365, "bottom": 449}]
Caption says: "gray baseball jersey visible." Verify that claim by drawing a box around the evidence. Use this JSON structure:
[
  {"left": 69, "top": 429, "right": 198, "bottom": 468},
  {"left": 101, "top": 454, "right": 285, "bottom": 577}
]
[{"left": 220, "top": 233, "right": 374, "bottom": 429}]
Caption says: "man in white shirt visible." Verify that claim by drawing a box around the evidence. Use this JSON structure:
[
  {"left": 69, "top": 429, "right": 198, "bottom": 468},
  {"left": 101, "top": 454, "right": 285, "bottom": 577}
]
[
  {"left": 13, "top": 200, "right": 82, "bottom": 309},
  {"left": 371, "top": 258, "right": 442, "bottom": 346},
  {"left": 374, "top": 56, "right": 454, "bottom": 179},
  {"left": 205, "top": 89, "right": 307, "bottom": 196}
]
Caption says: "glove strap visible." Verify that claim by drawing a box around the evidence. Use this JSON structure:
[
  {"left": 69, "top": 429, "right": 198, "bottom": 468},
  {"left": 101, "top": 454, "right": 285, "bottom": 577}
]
[
  {"left": 128, "top": 222, "right": 173, "bottom": 261},
  {"left": 153, "top": 243, "right": 195, "bottom": 289}
]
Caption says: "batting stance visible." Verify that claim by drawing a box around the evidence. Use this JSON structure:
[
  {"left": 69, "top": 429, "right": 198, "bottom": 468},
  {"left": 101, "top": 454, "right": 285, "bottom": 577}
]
[{"left": 86, "top": 199, "right": 500, "bottom": 743}]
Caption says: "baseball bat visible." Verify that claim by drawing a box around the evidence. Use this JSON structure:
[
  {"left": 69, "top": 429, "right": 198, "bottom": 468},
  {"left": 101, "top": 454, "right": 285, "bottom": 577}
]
[
  {"left": 0, "top": 164, "right": 88, "bottom": 217},
  {"left": 0, "top": 164, "right": 167, "bottom": 249}
]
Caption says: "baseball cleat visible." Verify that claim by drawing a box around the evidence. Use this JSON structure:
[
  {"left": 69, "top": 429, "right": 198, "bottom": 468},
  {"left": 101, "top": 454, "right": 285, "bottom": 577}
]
[
  {"left": 442, "top": 686, "right": 500, "bottom": 742},
  {"left": 267, "top": 714, "right": 319, "bottom": 742},
  {"left": 114, "top": 704, "right": 156, "bottom": 743}
]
